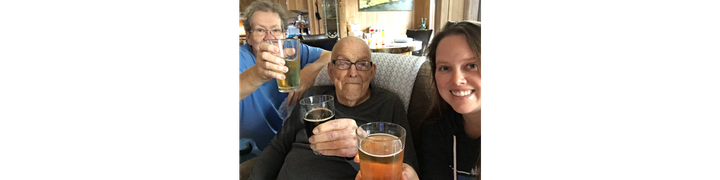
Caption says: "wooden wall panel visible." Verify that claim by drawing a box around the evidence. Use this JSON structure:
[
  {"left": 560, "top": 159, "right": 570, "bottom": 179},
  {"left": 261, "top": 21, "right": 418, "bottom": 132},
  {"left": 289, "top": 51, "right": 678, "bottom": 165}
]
[
  {"left": 411, "top": 0, "right": 431, "bottom": 29},
  {"left": 434, "top": 0, "right": 449, "bottom": 32},
  {"left": 287, "top": 0, "right": 308, "bottom": 10},
  {"left": 465, "top": 0, "right": 479, "bottom": 21},
  {"left": 308, "top": 0, "right": 324, "bottom": 35},
  {"left": 449, "top": 0, "right": 464, "bottom": 21},
  {"left": 434, "top": 0, "right": 474, "bottom": 33},
  {"left": 338, "top": 0, "right": 351, "bottom": 38},
  {"left": 340, "top": 0, "right": 416, "bottom": 38},
  {"left": 308, "top": 0, "right": 319, "bottom": 34}
]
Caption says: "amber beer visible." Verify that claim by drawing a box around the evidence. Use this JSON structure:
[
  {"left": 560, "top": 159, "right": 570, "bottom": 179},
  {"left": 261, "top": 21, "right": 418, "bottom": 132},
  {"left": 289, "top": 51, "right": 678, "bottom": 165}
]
[
  {"left": 268, "top": 39, "right": 301, "bottom": 92},
  {"left": 357, "top": 123, "right": 407, "bottom": 180},
  {"left": 359, "top": 134, "right": 404, "bottom": 180},
  {"left": 303, "top": 108, "right": 334, "bottom": 138}
]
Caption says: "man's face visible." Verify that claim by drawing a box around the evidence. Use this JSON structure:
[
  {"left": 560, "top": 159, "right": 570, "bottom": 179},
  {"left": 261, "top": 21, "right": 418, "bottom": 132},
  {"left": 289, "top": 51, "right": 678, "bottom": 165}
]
[
  {"left": 246, "top": 11, "right": 284, "bottom": 54},
  {"left": 328, "top": 43, "right": 375, "bottom": 105}
]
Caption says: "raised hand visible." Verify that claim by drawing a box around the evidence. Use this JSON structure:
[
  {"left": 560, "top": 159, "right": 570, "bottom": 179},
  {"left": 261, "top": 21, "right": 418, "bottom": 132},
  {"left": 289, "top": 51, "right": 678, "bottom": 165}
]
[{"left": 251, "top": 42, "right": 288, "bottom": 82}]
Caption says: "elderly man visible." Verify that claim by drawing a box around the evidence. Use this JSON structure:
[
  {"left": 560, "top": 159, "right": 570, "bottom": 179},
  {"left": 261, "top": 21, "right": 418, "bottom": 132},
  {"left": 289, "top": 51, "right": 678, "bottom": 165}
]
[
  {"left": 248, "top": 37, "right": 418, "bottom": 179},
  {"left": 240, "top": 1, "right": 332, "bottom": 155}
]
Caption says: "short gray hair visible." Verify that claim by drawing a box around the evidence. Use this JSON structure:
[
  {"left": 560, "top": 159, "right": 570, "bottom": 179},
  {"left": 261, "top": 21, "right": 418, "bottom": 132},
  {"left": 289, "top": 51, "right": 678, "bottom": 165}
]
[{"left": 242, "top": 1, "right": 288, "bottom": 34}]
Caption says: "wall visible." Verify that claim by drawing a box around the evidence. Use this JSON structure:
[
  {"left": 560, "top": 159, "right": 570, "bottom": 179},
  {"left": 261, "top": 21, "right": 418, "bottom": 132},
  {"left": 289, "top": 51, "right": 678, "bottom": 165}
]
[
  {"left": 308, "top": 0, "right": 325, "bottom": 35},
  {"left": 434, "top": 0, "right": 479, "bottom": 32},
  {"left": 412, "top": 0, "right": 432, "bottom": 31},
  {"left": 339, "top": 0, "right": 431, "bottom": 38}
]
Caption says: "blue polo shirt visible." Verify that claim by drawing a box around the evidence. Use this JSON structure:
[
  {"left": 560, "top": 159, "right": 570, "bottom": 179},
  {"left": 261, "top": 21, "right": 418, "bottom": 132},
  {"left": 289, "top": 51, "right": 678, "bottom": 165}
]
[{"left": 240, "top": 43, "right": 323, "bottom": 152}]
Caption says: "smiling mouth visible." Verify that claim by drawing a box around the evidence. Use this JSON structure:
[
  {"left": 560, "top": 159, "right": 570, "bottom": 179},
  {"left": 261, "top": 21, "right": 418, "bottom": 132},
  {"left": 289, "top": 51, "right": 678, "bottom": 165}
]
[{"left": 451, "top": 90, "right": 475, "bottom": 97}]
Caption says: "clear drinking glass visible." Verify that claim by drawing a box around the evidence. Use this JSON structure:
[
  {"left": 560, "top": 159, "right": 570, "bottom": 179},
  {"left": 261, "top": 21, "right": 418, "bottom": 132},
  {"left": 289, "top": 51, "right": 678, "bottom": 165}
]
[
  {"left": 356, "top": 122, "right": 406, "bottom": 180},
  {"left": 299, "top": 95, "right": 336, "bottom": 154},
  {"left": 267, "top": 39, "right": 301, "bottom": 92}
]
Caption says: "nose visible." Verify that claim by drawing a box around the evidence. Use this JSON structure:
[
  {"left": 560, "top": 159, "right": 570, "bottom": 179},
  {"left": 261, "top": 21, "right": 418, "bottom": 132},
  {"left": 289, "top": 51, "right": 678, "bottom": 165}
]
[
  {"left": 452, "top": 71, "right": 467, "bottom": 85},
  {"left": 263, "top": 32, "right": 278, "bottom": 40},
  {"left": 346, "top": 65, "right": 359, "bottom": 77}
]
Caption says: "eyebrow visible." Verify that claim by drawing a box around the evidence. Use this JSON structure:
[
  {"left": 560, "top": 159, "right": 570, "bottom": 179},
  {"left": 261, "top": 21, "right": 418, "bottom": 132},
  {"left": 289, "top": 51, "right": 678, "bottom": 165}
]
[
  {"left": 437, "top": 57, "right": 477, "bottom": 63},
  {"left": 253, "top": 24, "right": 281, "bottom": 29},
  {"left": 463, "top": 57, "right": 478, "bottom": 63}
]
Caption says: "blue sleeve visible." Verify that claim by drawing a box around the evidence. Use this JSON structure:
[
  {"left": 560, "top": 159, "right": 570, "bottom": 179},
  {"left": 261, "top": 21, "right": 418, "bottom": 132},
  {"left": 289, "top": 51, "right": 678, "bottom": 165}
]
[{"left": 299, "top": 43, "right": 325, "bottom": 69}]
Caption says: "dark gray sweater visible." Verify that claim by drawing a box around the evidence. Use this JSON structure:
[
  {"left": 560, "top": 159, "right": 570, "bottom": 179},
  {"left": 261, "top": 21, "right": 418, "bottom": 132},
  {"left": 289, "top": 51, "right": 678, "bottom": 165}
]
[
  {"left": 418, "top": 110, "right": 480, "bottom": 180},
  {"left": 249, "top": 85, "right": 418, "bottom": 180}
]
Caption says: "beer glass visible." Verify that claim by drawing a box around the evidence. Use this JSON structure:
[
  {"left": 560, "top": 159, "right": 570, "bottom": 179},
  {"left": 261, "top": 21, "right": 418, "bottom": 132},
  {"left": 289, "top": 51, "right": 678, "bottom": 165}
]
[
  {"left": 356, "top": 122, "right": 406, "bottom": 180},
  {"left": 267, "top": 39, "right": 301, "bottom": 92},
  {"left": 299, "top": 95, "right": 336, "bottom": 155}
]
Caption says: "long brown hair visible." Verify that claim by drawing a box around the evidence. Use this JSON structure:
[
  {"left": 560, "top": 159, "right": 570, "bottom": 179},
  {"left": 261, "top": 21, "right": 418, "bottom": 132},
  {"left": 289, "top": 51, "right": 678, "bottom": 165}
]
[{"left": 424, "top": 20, "right": 481, "bottom": 180}]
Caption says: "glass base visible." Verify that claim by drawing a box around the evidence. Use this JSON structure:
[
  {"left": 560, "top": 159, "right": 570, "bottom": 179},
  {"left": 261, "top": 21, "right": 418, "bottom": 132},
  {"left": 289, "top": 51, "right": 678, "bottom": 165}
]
[{"left": 278, "top": 86, "right": 298, "bottom": 93}]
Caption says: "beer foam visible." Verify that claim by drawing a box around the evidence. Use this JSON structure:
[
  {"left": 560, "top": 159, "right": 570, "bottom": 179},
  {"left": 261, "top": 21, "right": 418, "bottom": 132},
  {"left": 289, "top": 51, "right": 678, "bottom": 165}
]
[
  {"left": 303, "top": 116, "right": 333, "bottom": 122},
  {"left": 358, "top": 133, "right": 403, "bottom": 157},
  {"left": 302, "top": 108, "right": 334, "bottom": 122}
]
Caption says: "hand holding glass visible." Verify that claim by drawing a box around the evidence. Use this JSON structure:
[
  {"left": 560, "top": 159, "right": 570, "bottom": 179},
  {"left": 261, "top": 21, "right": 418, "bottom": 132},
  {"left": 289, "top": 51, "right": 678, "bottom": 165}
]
[{"left": 267, "top": 39, "right": 301, "bottom": 92}]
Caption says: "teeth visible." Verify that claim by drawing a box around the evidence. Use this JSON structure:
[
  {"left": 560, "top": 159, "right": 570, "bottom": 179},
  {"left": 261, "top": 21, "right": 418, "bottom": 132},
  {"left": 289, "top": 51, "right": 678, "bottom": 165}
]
[{"left": 451, "top": 90, "right": 472, "bottom": 96}]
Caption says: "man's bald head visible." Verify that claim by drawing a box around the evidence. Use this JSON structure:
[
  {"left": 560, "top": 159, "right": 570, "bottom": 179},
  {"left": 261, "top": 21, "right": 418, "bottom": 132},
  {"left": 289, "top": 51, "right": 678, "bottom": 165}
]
[{"left": 331, "top": 36, "right": 371, "bottom": 60}]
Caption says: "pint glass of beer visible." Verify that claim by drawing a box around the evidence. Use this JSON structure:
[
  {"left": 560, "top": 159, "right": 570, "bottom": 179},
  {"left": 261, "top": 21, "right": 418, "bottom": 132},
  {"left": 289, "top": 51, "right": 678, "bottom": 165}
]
[
  {"left": 356, "top": 122, "right": 406, "bottom": 180},
  {"left": 299, "top": 95, "right": 336, "bottom": 139},
  {"left": 267, "top": 39, "right": 301, "bottom": 92}
]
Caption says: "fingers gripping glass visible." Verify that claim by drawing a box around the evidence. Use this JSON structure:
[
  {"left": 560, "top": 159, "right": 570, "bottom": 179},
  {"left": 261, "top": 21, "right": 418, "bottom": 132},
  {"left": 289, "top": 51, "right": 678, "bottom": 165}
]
[
  {"left": 331, "top": 60, "right": 373, "bottom": 71},
  {"left": 249, "top": 28, "right": 284, "bottom": 37},
  {"left": 267, "top": 39, "right": 301, "bottom": 92}
]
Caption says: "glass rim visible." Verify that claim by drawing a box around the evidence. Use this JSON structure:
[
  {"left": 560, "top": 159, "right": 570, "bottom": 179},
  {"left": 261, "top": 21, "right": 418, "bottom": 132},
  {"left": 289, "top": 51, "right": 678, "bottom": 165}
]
[
  {"left": 355, "top": 122, "right": 406, "bottom": 140},
  {"left": 298, "top": 95, "right": 334, "bottom": 106},
  {"left": 266, "top": 38, "right": 299, "bottom": 42}
]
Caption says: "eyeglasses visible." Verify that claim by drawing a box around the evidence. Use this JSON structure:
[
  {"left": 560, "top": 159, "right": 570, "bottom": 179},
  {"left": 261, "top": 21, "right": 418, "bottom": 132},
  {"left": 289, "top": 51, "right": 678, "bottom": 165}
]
[
  {"left": 331, "top": 60, "right": 373, "bottom": 71},
  {"left": 248, "top": 28, "right": 284, "bottom": 37}
]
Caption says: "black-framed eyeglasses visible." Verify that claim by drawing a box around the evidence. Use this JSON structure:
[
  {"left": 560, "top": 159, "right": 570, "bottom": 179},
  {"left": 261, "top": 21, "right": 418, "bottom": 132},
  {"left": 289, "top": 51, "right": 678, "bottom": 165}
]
[
  {"left": 248, "top": 28, "right": 284, "bottom": 37},
  {"left": 331, "top": 60, "right": 373, "bottom": 71}
]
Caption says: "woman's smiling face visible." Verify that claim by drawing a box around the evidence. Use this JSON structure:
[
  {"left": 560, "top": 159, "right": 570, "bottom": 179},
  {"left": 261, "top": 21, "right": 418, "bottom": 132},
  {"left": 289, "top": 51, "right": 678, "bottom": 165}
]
[{"left": 434, "top": 34, "right": 481, "bottom": 114}]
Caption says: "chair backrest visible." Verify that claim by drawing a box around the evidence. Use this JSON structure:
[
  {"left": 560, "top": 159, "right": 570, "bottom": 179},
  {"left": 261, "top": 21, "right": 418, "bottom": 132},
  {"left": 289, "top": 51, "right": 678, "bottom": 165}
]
[
  {"left": 301, "top": 38, "right": 338, "bottom": 51},
  {"left": 314, "top": 53, "right": 426, "bottom": 111},
  {"left": 406, "top": 29, "right": 433, "bottom": 55}
]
